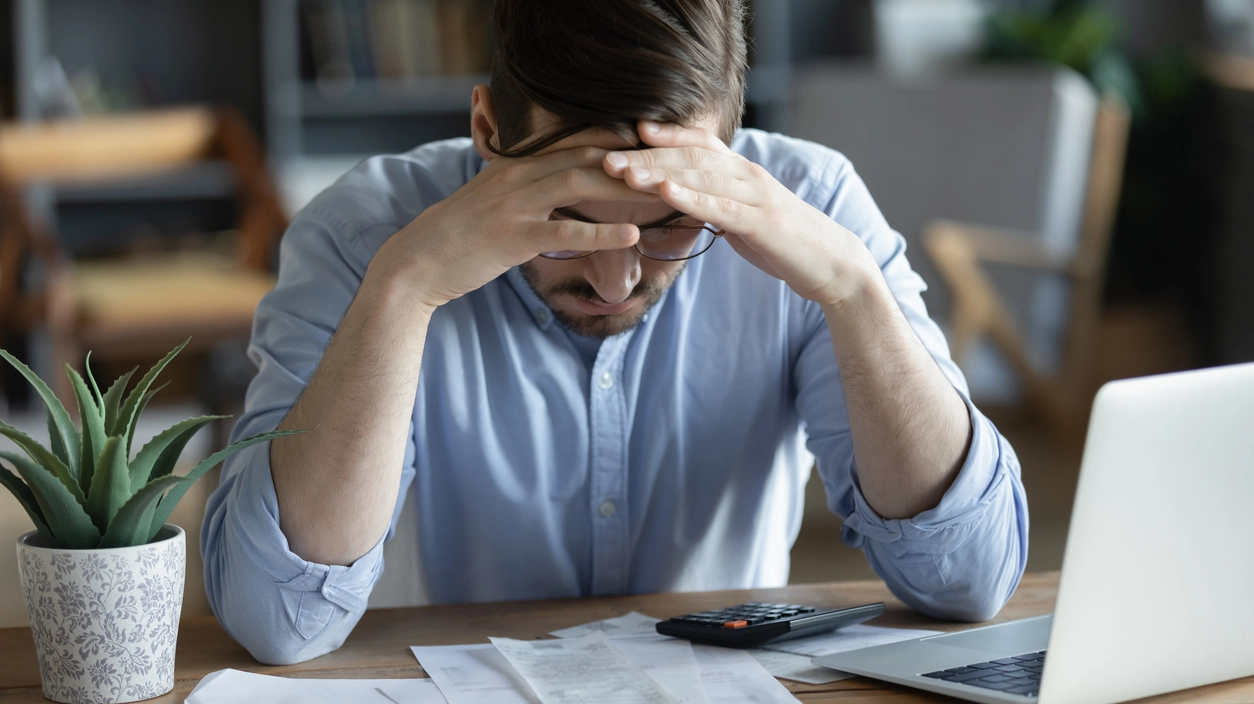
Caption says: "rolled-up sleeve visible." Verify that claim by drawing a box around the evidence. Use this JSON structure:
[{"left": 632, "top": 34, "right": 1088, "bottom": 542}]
[
  {"left": 794, "top": 158, "right": 1029, "bottom": 622},
  {"left": 200, "top": 201, "right": 418, "bottom": 664}
]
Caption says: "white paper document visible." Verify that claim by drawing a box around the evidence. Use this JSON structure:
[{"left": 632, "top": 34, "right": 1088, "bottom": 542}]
[
  {"left": 184, "top": 668, "right": 446, "bottom": 704},
  {"left": 490, "top": 631, "right": 679, "bottom": 704},
  {"left": 549, "top": 611, "right": 661, "bottom": 640},
  {"left": 692, "top": 645, "right": 799, "bottom": 703},
  {"left": 747, "top": 648, "right": 852, "bottom": 685},
  {"left": 611, "top": 635, "right": 706, "bottom": 704},
  {"left": 762, "top": 624, "right": 941, "bottom": 659},
  {"left": 412, "top": 643, "right": 540, "bottom": 704}
]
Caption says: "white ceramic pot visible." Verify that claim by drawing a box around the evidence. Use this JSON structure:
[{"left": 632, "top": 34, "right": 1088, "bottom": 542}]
[{"left": 16, "top": 525, "right": 185, "bottom": 704}]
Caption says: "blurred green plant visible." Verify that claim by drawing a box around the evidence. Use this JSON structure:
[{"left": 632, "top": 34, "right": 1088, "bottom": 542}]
[
  {"left": 0, "top": 340, "right": 303, "bottom": 549},
  {"left": 984, "top": 0, "right": 1143, "bottom": 113}
]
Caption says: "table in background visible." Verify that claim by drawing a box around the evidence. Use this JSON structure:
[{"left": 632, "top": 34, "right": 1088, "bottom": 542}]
[{"left": 2, "top": 572, "right": 1251, "bottom": 702}]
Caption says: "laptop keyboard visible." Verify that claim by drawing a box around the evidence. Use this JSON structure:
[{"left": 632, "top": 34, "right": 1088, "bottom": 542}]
[{"left": 921, "top": 650, "right": 1046, "bottom": 697}]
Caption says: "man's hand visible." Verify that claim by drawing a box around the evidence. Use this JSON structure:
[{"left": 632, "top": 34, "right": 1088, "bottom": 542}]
[
  {"left": 371, "top": 146, "right": 655, "bottom": 313},
  {"left": 607, "top": 121, "right": 972, "bottom": 520},
  {"left": 602, "top": 122, "right": 881, "bottom": 308}
]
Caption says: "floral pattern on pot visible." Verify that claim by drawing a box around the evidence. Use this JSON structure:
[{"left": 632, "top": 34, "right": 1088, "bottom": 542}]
[{"left": 17, "top": 525, "right": 185, "bottom": 704}]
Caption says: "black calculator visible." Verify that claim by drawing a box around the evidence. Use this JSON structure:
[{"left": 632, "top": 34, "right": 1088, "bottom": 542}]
[{"left": 655, "top": 601, "right": 885, "bottom": 648}]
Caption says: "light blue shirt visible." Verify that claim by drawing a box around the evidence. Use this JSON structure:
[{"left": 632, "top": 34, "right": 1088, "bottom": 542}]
[{"left": 202, "top": 129, "right": 1028, "bottom": 666}]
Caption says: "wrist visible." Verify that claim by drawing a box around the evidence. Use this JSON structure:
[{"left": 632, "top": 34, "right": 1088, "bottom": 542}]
[
  {"left": 359, "top": 260, "right": 440, "bottom": 323},
  {"left": 817, "top": 256, "right": 885, "bottom": 313}
]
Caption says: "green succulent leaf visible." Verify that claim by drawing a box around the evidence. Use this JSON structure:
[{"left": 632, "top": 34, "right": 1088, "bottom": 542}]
[
  {"left": 145, "top": 428, "right": 307, "bottom": 543},
  {"left": 46, "top": 412, "right": 68, "bottom": 467},
  {"left": 68, "top": 368, "right": 107, "bottom": 497},
  {"left": 128, "top": 415, "right": 225, "bottom": 490},
  {"left": 116, "top": 339, "right": 188, "bottom": 455},
  {"left": 85, "top": 352, "right": 104, "bottom": 408},
  {"left": 0, "top": 450, "right": 100, "bottom": 549},
  {"left": 127, "top": 382, "right": 169, "bottom": 457},
  {"left": 0, "top": 418, "right": 82, "bottom": 505},
  {"left": 0, "top": 349, "right": 81, "bottom": 482},
  {"left": 98, "top": 474, "right": 181, "bottom": 549},
  {"left": 101, "top": 367, "right": 137, "bottom": 435},
  {"left": 85, "top": 436, "right": 130, "bottom": 533},
  {"left": 0, "top": 458, "right": 54, "bottom": 543}
]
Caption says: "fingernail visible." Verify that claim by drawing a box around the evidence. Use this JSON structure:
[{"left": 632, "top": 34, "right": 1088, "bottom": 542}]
[
  {"left": 642, "top": 121, "right": 660, "bottom": 134},
  {"left": 668, "top": 183, "right": 689, "bottom": 199},
  {"left": 606, "top": 152, "right": 628, "bottom": 169},
  {"left": 630, "top": 167, "right": 651, "bottom": 181}
]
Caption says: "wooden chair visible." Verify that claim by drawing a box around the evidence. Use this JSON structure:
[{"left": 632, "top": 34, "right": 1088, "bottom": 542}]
[
  {"left": 0, "top": 107, "right": 288, "bottom": 403},
  {"left": 923, "top": 96, "right": 1131, "bottom": 444}
]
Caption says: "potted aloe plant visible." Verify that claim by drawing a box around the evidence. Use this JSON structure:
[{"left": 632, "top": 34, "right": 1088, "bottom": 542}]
[{"left": 0, "top": 340, "right": 301, "bottom": 704}]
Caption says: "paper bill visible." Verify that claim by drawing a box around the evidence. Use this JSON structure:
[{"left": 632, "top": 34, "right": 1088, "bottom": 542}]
[
  {"left": 692, "top": 644, "right": 799, "bottom": 703},
  {"left": 412, "top": 643, "right": 539, "bottom": 704},
  {"left": 490, "top": 631, "right": 678, "bottom": 704}
]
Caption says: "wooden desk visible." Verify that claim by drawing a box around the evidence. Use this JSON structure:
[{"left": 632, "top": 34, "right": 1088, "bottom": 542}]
[{"left": 2, "top": 572, "right": 1251, "bottom": 702}]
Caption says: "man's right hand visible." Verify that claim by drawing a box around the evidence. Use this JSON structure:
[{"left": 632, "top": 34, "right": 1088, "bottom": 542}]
[{"left": 368, "top": 146, "right": 654, "bottom": 313}]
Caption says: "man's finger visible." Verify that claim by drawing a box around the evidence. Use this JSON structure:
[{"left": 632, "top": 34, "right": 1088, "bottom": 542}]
[
  {"left": 657, "top": 180, "right": 761, "bottom": 236},
  {"left": 523, "top": 219, "right": 639, "bottom": 255},
  {"left": 623, "top": 167, "right": 764, "bottom": 206},
  {"left": 637, "top": 121, "right": 732, "bottom": 154},
  {"left": 522, "top": 167, "right": 662, "bottom": 210},
  {"left": 603, "top": 146, "right": 741, "bottom": 177}
]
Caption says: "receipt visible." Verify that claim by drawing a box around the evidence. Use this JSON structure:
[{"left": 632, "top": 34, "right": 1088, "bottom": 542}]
[
  {"left": 489, "top": 632, "right": 679, "bottom": 704},
  {"left": 549, "top": 611, "right": 661, "bottom": 639},
  {"left": 611, "top": 635, "right": 706, "bottom": 704},
  {"left": 693, "top": 645, "right": 799, "bottom": 704},
  {"left": 411, "top": 643, "right": 538, "bottom": 704}
]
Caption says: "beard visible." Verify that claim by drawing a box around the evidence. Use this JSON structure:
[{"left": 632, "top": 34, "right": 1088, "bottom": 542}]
[{"left": 519, "top": 261, "right": 686, "bottom": 339}]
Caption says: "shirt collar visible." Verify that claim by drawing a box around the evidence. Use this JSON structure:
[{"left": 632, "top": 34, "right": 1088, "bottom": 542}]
[{"left": 505, "top": 266, "right": 557, "bottom": 331}]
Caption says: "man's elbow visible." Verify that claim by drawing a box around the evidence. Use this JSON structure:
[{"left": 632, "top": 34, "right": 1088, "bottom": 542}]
[
  {"left": 914, "top": 584, "right": 1013, "bottom": 623},
  {"left": 211, "top": 594, "right": 358, "bottom": 666}
]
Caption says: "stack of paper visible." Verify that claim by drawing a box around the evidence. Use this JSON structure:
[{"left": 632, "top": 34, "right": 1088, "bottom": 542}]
[
  {"left": 412, "top": 629, "right": 798, "bottom": 703},
  {"left": 186, "top": 612, "right": 940, "bottom": 703}
]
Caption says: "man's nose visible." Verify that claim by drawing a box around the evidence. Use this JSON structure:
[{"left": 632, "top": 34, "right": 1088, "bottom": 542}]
[{"left": 584, "top": 248, "right": 642, "bottom": 304}]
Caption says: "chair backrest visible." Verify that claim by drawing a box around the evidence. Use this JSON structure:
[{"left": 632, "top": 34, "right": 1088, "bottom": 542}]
[
  {"left": 0, "top": 107, "right": 288, "bottom": 272},
  {"left": 792, "top": 65, "right": 1101, "bottom": 401},
  {"left": 1060, "top": 96, "right": 1131, "bottom": 395}
]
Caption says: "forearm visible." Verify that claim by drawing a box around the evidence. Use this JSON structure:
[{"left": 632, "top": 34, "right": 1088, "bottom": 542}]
[
  {"left": 823, "top": 268, "right": 972, "bottom": 519},
  {"left": 271, "top": 269, "right": 433, "bottom": 565}
]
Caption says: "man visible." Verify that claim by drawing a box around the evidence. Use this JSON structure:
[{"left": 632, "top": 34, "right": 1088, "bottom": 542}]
[{"left": 203, "top": 0, "right": 1027, "bottom": 665}]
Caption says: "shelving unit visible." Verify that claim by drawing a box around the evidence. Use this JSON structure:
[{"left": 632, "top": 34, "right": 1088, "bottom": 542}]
[
  {"left": 258, "top": 0, "right": 802, "bottom": 210},
  {"left": 262, "top": 2, "right": 798, "bottom": 148}
]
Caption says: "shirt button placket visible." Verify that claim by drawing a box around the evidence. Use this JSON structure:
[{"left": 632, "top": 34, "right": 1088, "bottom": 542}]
[{"left": 588, "top": 340, "right": 629, "bottom": 597}]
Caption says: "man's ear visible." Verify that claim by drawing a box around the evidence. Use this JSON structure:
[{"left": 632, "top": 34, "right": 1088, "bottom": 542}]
[{"left": 471, "top": 84, "right": 501, "bottom": 162}]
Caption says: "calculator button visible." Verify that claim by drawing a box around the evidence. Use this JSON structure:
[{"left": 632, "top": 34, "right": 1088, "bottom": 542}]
[{"left": 723, "top": 620, "right": 749, "bottom": 629}]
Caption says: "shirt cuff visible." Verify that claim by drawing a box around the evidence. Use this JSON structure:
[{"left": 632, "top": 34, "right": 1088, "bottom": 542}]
[
  {"left": 224, "top": 441, "right": 386, "bottom": 629},
  {"left": 840, "top": 394, "right": 1012, "bottom": 557}
]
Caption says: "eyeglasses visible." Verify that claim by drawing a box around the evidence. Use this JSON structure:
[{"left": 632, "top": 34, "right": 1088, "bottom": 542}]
[{"left": 540, "top": 212, "right": 724, "bottom": 262}]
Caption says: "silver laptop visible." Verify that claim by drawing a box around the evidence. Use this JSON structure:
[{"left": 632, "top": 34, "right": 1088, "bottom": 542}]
[{"left": 814, "top": 363, "right": 1254, "bottom": 703}]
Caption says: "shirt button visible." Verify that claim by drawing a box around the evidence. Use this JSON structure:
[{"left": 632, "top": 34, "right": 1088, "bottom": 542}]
[
  {"left": 599, "top": 501, "right": 616, "bottom": 518},
  {"left": 597, "top": 372, "right": 614, "bottom": 390},
  {"left": 535, "top": 308, "right": 550, "bottom": 324}
]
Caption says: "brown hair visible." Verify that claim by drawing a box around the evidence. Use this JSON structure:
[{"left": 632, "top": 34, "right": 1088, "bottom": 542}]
[{"left": 488, "top": 0, "right": 749, "bottom": 157}]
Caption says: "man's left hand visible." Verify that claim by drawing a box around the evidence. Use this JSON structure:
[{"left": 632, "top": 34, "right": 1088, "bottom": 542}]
[{"left": 603, "top": 121, "right": 881, "bottom": 308}]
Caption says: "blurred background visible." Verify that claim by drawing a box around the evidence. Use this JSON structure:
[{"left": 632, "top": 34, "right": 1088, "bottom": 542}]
[{"left": 1, "top": 0, "right": 1252, "bottom": 626}]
